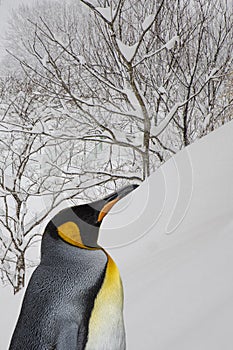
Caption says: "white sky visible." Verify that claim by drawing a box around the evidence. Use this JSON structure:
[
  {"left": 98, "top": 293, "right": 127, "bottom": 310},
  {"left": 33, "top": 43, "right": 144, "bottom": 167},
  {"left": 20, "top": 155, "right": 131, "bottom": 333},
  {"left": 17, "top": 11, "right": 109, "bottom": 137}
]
[
  {"left": 0, "top": 0, "right": 37, "bottom": 58},
  {"left": 0, "top": 0, "right": 78, "bottom": 59}
]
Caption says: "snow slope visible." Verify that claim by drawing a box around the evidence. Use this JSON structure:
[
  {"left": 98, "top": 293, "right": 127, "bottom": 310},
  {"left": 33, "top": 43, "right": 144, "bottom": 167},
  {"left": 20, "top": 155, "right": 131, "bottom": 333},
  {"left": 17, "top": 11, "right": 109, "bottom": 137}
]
[
  {"left": 1, "top": 120, "right": 233, "bottom": 349},
  {"left": 100, "top": 120, "right": 233, "bottom": 349}
]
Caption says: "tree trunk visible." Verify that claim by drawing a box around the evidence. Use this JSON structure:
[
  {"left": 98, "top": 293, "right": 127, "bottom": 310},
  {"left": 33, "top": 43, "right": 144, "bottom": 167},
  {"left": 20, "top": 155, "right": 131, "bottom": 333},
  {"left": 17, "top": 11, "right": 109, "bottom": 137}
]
[{"left": 14, "top": 252, "right": 25, "bottom": 294}]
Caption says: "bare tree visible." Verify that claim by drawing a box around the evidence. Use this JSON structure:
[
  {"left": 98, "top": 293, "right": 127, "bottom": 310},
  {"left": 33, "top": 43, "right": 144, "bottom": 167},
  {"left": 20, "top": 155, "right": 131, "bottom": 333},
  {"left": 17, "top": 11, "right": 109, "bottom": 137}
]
[
  {"left": 162, "top": 0, "right": 233, "bottom": 146},
  {"left": 5, "top": 0, "right": 232, "bottom": 177},
  {"left": 0, "top": 74, "right": 133, "bottom": 293}
]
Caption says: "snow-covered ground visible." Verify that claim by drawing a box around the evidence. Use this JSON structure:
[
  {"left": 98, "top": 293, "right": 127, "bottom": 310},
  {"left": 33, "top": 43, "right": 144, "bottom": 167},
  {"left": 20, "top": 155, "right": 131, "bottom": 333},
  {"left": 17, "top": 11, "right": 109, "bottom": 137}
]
[{"left": 1, "top": 120, "right": 233, "bottom": 349}]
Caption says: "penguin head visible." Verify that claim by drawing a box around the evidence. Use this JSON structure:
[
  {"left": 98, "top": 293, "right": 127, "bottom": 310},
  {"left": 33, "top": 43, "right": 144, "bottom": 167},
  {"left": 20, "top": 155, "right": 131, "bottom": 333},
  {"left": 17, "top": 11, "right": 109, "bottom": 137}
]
[{"left": 44, "top": 184, "right": 138, "bottom": 250}]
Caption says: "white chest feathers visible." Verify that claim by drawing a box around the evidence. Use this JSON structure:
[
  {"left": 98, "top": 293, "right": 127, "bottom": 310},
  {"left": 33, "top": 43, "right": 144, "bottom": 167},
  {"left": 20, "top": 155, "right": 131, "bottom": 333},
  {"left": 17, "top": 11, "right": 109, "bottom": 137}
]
[{"left": 85, "top": 255, "right": 126, "bottom": 350}]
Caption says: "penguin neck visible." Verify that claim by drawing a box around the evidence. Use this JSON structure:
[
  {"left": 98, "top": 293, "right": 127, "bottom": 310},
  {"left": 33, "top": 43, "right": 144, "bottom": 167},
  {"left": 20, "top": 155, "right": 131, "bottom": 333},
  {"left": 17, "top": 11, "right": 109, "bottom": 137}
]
[
  {"left": 73, "top": 220, "right": 100, "bottom": 248},
  {"left": 40, "top": 230, "right": 103, "bottom": 267}
]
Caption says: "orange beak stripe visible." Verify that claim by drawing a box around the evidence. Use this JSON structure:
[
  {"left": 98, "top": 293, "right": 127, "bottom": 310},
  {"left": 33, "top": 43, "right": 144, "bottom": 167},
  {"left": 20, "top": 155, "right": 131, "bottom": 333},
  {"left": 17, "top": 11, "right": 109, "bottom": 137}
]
[{"left": 97, "top": 197, "right": 120, "bottom": 223}]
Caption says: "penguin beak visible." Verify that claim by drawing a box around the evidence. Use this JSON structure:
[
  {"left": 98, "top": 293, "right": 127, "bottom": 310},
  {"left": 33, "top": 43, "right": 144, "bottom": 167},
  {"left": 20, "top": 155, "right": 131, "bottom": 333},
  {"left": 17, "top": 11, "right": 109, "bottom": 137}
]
[{"left": 97, "top": 184, "right": 139, "bottom": 223}]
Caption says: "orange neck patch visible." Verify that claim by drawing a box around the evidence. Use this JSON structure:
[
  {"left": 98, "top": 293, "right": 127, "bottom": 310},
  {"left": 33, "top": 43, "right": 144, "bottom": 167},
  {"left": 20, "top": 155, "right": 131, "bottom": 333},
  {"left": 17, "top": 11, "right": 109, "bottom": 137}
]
[{"left": 97, "top": 198, "right": 119, "bottom": 223}]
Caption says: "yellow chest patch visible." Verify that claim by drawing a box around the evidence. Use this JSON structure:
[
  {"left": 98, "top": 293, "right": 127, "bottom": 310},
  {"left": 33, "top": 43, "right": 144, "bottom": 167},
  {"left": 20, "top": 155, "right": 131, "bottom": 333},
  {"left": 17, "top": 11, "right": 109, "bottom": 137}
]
[{"left": 85, "top": 253, "right": 125, "bottom": 349}]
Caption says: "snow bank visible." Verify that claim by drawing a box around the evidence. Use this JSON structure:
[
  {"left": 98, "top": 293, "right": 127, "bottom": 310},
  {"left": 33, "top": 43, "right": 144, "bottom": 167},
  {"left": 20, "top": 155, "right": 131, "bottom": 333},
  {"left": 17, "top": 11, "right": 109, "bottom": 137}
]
[{"left": 100, "top": 120, "right": 233, "bottom": 349}]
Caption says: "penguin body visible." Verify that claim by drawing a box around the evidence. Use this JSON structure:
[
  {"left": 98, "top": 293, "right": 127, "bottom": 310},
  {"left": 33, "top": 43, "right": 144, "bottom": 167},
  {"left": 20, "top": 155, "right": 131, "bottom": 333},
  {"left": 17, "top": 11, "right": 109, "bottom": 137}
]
[{"left": 9, "top": 185, "right": 138, "bottom": 350}]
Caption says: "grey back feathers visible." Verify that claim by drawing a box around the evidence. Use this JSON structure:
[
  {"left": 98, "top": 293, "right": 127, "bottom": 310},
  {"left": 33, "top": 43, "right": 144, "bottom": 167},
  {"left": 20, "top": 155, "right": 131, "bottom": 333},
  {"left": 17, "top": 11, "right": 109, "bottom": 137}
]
[{"left": 9, "top": 232, "right": 107, "bottom": 350}]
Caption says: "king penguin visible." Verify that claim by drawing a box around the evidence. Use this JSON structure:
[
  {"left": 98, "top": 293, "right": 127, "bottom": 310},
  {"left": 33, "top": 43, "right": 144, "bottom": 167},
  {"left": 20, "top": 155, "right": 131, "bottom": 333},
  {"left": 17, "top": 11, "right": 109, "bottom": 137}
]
[{"left": 9, "top": 184, "right": 138, "bottom": 350}]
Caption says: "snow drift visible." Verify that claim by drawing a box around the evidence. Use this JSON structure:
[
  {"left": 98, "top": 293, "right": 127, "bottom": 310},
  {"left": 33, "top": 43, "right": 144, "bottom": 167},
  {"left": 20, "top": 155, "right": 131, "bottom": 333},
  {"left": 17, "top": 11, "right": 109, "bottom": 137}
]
[{"left": 101, "top": 120, "right": 233, "bottom": 349}]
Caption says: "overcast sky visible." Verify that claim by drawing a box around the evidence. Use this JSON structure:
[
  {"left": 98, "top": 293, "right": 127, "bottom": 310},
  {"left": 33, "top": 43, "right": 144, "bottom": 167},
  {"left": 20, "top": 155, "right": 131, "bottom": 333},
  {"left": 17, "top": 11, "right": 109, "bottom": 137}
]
[
  {"left": 0, "top": 0, "right": 77, "bottom": 59},
  {"left": 0, "top": 0, "right": 34, "bottom": 58}
]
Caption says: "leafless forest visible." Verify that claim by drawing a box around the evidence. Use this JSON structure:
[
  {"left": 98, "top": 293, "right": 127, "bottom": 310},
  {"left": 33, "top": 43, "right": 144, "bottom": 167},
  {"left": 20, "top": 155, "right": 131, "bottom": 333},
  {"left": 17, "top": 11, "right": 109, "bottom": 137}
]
[{"left": 0, "top": 0, "right": 232, "bottom": 293}]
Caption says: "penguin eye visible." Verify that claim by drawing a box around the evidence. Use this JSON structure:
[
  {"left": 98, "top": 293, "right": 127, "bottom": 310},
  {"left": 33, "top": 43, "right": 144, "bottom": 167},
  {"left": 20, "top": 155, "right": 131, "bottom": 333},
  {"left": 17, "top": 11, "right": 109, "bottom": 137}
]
[
  {"left": 97, "top": 198, "right": 119, "bottom": 223},
  {"left": 57, "top": 222, "right": 83, "bottom": 246}
]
